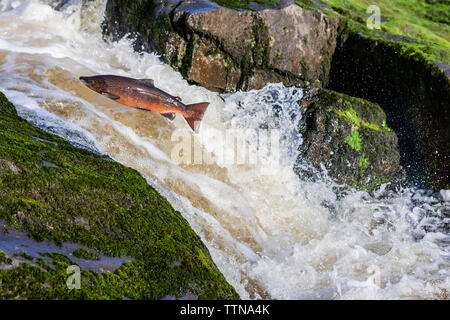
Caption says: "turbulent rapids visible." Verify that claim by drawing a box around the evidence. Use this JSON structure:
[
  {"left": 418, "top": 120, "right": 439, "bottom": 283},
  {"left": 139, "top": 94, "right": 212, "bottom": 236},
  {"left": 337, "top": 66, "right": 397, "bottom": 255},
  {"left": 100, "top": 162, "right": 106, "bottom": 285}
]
[{"left": 0, "top": 0, "right": 448, "bottom": 299}]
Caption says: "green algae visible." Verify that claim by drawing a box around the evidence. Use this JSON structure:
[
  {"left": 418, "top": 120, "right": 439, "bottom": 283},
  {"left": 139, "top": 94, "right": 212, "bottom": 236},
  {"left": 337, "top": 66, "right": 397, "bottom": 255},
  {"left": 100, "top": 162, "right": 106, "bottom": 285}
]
[
  {"left": 335, "top": 108, "right": 362, "bottom": 127},
  {"left": 335, "top": 107, "right": 387, "bottom": 132},
  {"left": 324, "top": 0, "right": 449, "bottom": 64},
  {"left": 382, "top": 120, "right": 391, "bottom": 132},
  {"left": 212, "top": 0, "right": 279, "bottom": 10},
  {"left": 345, "top": 129, "right": 362, "bottom": 151},
  {"left": 298, "top": 89, "right": 402, "bottom": 190},
  {"left": 352, "top": 176, "right": 392, "bottom": 191},
  {"left": 72, "top": 248, "right": 99, "bottom": 260},
  {"left": 0, "top": 92, "right": 239, "bottom": 299},
  {"left": 18, "top": 252, "right": 34, "bottom": 261},
  {"left": 0, "top": 250, "right": 12, "bottom": 265},
  {"left": 359, "top": 153, "right": 370, "bottom": 169},
  {"left": 295, "top": 1, "right": 316, "bottom": 11}
]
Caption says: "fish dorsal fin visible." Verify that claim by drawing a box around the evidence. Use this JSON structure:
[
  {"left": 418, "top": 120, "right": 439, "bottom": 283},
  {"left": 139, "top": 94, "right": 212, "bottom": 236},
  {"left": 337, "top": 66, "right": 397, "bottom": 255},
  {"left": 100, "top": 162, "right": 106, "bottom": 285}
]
[{"left": 139, "top": 78, "right": 155, "bottom": 86}]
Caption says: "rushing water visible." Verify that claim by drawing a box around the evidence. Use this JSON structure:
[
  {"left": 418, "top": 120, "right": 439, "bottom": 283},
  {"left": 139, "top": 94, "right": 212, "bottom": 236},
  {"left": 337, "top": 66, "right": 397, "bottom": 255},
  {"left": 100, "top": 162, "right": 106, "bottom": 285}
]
[{"left": 0, "top": 0, "right": 448, "bottom": 299}]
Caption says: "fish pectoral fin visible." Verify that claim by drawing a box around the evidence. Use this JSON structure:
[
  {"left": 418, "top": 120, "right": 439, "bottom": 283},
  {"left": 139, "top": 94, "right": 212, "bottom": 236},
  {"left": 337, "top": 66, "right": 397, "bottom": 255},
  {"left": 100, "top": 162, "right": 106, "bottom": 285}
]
[
  {"left": 139, "top": 78, "right": 155, "bottom": 86},
  {"left": 161, "top": 113, "right": 176, "bottom": 121},
  {"left": 102, "top": 92, "right": 120, "bottom": 100}
]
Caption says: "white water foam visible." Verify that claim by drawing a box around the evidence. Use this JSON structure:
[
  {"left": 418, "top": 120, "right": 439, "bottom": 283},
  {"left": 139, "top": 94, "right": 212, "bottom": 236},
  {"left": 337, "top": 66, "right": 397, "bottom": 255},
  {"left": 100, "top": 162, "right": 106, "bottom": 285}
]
[{"left": 0, "top": 0, "right": 448, "bottom": 299}]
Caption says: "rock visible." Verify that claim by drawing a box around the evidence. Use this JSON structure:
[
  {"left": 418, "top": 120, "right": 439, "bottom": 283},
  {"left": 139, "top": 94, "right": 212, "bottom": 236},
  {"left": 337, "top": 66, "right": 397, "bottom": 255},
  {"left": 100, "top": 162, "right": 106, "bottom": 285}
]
[
  {"left": 102, "top": 1, "right": 340, "bottom": 91},
  {"left": 39, "top": 160, "right": 59, "bottom": 168},
  {"left": 46, "top": 0, "right": 71, "bottom": 11},
  {"left": 0, "top": 93, "right": 16, "bottom": 115},
  {"left": 258, "top": 4, "right": 339, "bottom": 82},
  {"left": 430, "top": 60, "right": 450, "bottom": 78},
  {"left": 0, "top": 92, "right": 239, "bottom": 299},
  {"left": 188, "top": 37, "right": 242, "bottom": 91},
  {"left": 318, "top": 0, "right": 450, "bottom": 190},
  {"left": 0, "top": 159, "right": 21, "bottom": 175},
  {"left": 328, "top": 28, "right": 450, "bottom": 190},
  {"left": 247, "top": 2, "right": 267, "bottom": 11},
  {"left": 295, "top": 89, "right": 405, "bottom": 189},
  {"left": 247, "top": 69, "right": 280, "bottom": 90}
]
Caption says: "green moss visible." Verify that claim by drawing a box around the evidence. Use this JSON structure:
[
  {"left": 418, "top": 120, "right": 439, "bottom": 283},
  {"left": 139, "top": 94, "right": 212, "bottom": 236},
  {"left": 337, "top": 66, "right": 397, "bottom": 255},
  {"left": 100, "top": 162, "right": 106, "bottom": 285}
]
[
  {"left": 334, "top": 107, "right": 381, "bottom": 131},
  {"left": 295, "top": 0, "right": 317, "bottom": 10},
  {"left": 18, "top": 252, "right": 34, "bottom": 261},
  {"left": 345, "top": 129, "right": 362, "bottom": 151},
  {"left": 299, "top": 89, "right": 403, "bottom": 190},
  {"left": 151, "top": 14, "right": 174, "bottom": 55},
  {"left": 355, "top": 176, "right": 392, "bottom": 190},
  {"left": 363, "top": 122, "right": 380, "bottom": 131},
  {"left": 0, "top": 251, "right": 12, "bottom": 265},
  {"left": 0, "top": 252, "right": 125, "bottom": 299},
  {"left": 324, "top": 0, "right": 450, "bottom": 64},
  {"left": 0, "top": 92, "right": 239, "bottom": 299},
  {"left": 300, "top": 58, "right": 309, "bottom": 80},
  {"left": 121, "top": 0, "right": 159, "bottom": 35},
  {"left": 253, "top": 17, "right": 271, "bottom": 67},
  {"left": 336, "top": 107, "right": 362, "bottom": 126},
  {"left": 0, "top": 94, "right": 16, "bottom": 115},
  {"left": 382, "top": 120, "right": 391, "bottom": 131},
  {"left": 319, "top": 51, "right": 333, "bottom": 82},
  {"left": 72, "top": 248, "right": 99, "bottom": 260},
  {"left": 212, "top": 0, "right": 279, "bottom": 10},
  {"left": 180, "top": 37, "right": 195, "bottom": 80},
  {"left": 359, "top": 153, "right": 370, "bottom": 169}
]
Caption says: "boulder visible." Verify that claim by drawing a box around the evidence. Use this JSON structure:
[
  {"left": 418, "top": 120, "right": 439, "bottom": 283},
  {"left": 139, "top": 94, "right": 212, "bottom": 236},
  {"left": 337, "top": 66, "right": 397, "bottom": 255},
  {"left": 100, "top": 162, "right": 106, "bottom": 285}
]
[
  {"left": 295, "top": 88, "right": 405, "bottom": 189},
  {"left": 102, "top": 0, "right": 340, "bottom": 91},
  {"left": 0, "top": 93, "right": 239, "bottom": 299},
  {"left": 328, "top": 27, "right": 450, "bottom": 190}
]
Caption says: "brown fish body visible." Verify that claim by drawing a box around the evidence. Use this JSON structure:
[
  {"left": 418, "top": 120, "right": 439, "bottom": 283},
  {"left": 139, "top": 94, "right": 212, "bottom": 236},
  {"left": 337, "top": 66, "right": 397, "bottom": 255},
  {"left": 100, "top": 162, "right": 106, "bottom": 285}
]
[{"left": 79, "top": 75, "right": 209, "bottom": 132}]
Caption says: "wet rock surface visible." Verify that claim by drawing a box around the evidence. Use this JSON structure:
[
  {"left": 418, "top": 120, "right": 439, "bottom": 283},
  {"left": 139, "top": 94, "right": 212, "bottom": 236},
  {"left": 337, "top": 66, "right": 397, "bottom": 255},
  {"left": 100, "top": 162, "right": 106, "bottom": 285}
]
[
  {"left": 328, "top": 30, "right": 450, "bottom": 190},
  {"left": 0, "top": 92, "right": 239, "bottom": 299},
  {"left": 103, "top": 1, "right": 340, "bottom": 91},
  {"left": 295, "top": 88, "right": 405, "bottom": 189},
  {"left": 0, "top": 221, "right": 133, "bottom": 273}
]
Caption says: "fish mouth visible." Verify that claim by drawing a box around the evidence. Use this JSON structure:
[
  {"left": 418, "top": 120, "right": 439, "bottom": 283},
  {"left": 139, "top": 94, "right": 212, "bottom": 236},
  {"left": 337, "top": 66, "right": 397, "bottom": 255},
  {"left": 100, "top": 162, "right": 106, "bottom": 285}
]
[
  {"left": 79, "top": 76, "right": 88, "bottom": 85},
  {"left": 79, "top": 76, "right": 89, "bottom": 86},
  {"left": 79, "top": 76, "right": 95, "bottom": 90}
]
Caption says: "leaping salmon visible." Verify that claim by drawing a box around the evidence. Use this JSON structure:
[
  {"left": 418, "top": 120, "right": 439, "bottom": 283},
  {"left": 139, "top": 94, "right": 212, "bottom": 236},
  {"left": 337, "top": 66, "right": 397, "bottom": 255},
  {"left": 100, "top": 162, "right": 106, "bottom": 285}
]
[{"left": 79, "top": 75, "right": 209, "bottom": 133}]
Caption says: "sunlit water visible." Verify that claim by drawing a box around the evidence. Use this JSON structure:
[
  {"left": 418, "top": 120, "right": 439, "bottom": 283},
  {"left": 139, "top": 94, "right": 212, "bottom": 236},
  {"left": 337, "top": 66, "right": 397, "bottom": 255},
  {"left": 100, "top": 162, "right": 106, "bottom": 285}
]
[{"left": 0, "top": 0, "right": 448, "bottom": 299}]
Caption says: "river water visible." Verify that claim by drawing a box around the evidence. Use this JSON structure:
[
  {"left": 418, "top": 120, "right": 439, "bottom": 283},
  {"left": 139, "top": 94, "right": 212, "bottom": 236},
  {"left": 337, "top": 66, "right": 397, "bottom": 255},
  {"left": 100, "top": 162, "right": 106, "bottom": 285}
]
[{"left": 0, "top": 0, "right": 448, "bottom": 299}]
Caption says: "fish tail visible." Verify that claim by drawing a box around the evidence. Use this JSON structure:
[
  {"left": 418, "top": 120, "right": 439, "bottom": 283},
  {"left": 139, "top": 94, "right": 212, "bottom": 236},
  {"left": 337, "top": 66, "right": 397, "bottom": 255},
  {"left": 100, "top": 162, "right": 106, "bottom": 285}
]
[{"left": 183, "top": 102, "right": 209, "bottom": 133}]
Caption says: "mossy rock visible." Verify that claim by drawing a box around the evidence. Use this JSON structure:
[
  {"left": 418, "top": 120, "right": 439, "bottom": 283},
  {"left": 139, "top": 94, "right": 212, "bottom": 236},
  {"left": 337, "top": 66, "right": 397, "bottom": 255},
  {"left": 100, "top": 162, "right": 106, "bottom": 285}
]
[
  {"left": 321, "top": 0, "right": 449, "bottom": 190},
  {"left": 325, "top": 0, "right": 449, "bottom": 65},
  {"left": 102, "top": 0, "right": 174, "bottom": 54},
  {"left": 328, "top": 23, "right": 450, "bottom": 190},
  {"left": 0, "top": 92, "right": 239, "bottom": 299},
  {"left": 296, "top": 88, "right": 405, "bottom": 189},
  {"left": 211, "top": 0, "right": 280, "bottom": 10},
  {"left": 72, "top": 248, "right": 100, "bottom": 260},
  {"left": 0, "top": 250, "right": 13, "bottom": 265}
]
